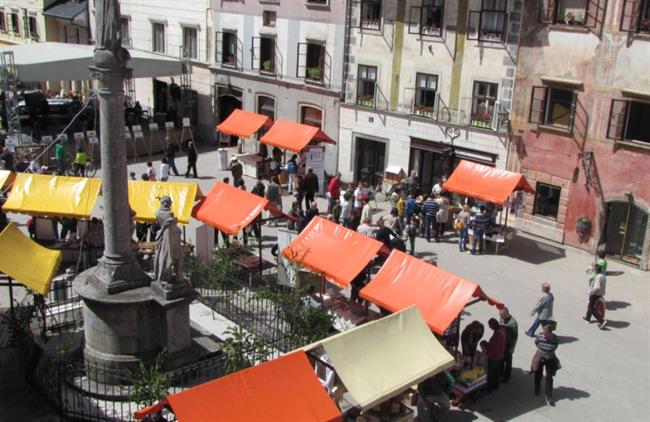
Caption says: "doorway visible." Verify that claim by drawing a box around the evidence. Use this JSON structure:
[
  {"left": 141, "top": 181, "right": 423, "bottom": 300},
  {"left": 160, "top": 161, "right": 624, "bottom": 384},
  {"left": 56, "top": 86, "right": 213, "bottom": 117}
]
[
  {"left": 355, "top": 137, "right": 386, "bottom": 188},
  {"left": 217, "top": 87, "right": 242, "bottom": 146},
  {"left": 604, "top": 201, "right": 648, "bottom": 266}
]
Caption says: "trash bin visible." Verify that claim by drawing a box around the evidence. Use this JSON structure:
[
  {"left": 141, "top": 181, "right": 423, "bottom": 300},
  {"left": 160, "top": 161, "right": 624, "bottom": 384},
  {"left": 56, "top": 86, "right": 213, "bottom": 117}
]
[{"left": 217, "top": 148, "right": 228, "bottom": 171}]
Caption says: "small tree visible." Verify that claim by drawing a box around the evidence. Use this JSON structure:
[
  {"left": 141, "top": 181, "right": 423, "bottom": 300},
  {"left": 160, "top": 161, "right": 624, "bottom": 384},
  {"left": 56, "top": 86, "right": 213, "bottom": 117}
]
[
  {"left": 129, "top": 351, "right": 171, "bottom": 408},
  {"left": 221, "top": 326, "right": 271, "bottom": 374}
]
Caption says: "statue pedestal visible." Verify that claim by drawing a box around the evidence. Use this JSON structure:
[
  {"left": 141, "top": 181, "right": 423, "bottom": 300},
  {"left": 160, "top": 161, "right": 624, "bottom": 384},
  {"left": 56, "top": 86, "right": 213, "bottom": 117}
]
[{"left": 74, "top": 271, "right": 197, "bottom": 383}]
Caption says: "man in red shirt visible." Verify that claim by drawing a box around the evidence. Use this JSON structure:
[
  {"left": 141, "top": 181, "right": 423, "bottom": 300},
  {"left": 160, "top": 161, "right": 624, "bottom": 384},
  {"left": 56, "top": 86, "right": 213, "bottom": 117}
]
[
  {"left": 327, "top": 172, "right": 341, "bottom": 214},
  {"left": 484, "top": 318, "right": 506, "bottom": 393}
]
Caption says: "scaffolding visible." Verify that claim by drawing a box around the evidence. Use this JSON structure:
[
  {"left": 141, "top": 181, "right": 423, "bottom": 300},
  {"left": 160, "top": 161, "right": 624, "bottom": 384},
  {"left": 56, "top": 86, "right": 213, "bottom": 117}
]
[{"left": 1, "top": 51, "right": 22, "bottom": 144}]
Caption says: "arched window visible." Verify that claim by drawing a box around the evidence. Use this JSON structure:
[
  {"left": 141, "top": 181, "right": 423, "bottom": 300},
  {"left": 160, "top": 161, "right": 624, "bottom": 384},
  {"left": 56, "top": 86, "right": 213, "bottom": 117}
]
[
  {"left": 257, "top": 95, "right": 275, "bottom": 120},
  {"left": 300, "top": 105, "right": 323, "bottom": 129}
]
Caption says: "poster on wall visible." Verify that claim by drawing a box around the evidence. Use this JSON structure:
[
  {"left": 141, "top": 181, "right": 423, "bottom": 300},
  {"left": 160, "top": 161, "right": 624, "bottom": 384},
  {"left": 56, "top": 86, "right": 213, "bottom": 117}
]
[{"left": 303, "top": 145, "right": 326, "bottom": 195}]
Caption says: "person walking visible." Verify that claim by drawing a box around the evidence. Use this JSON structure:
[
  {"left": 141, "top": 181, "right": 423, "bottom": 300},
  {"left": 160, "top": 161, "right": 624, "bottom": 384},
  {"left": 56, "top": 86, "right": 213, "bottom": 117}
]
[
  {"left": 159, "top": 158, "right": 170, "bottom": 181},
  {"left": 526, "top": 282, "right": 554, "bottom": 337},
  {"left": 327, "top": 172, "right": 341, "bottom": 214},
  {"left": 303, "top": 168, "right": 319, "bottom": 209},
  {"left": 456, "top": 204, "right": 471, "bottom": 252},
  {"left": 54, "top": 139, "right": 69, "bottom": 175},
  {"left": 286, "top": 154, "right": 298, "bottom": 193},
  {"left": 422, "top": 195, "right": 439, "bottom": 242},
  {"left": 583, "top": 263, "right": 607, "bottom": 329},
  {"left": 184, "top": 140, "right": 198, "bottom": 178},
  {"left": 499, "top": 307, "right": 518, "bottom": 383},
  {"left": 229, "top": 155, "right": 243, "bottom": 185},
  {"left": 404, "top": 217, "right": 418, "bottom": 255},
  {"left": 484, "top": 318, "right": 506, "bottom": 393},
  {"left": 434, "top": 194, "right": 449, "bottom": 242},
  {"left": 164, "top": 141, "right": 180, "bottom": 176},
  {"left": 532, "top": 324, "right": 560, "bottom": 406},
  {"left": 471, "top": 205, "right": 489, "bottom": 254}
]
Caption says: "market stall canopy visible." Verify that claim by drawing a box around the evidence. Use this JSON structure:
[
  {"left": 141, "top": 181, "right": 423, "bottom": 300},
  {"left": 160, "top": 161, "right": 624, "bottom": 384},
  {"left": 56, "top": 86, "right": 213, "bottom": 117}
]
[
  {"left": 304, "top": 306, "right": 454, "bottom": 411},
  {"left": 134, "top": 351, "right": 342, "bottom": 422},
  {"left": 216, "top": 109, "right": 272, "bottom": 138},
  {"left": 128, "top": 180, "right": 203, "bottom": 225},
  {"left": 193, "top": 181, "right": 284, "bottom": 235},
  {"left": 260, "top": 119, "right": 335, "bottom": 153},
  {"left": 0, "top": 170, "right": 13, "bottom": 189},
  {"left": 282, "top": 216, "right": 384, "bottom": 288},
  {"left": 443, "top": 160, "right": 535, "bottom": 205},
  {"left": 0, "top": 42, "right": 183, "bottom": 81},
  {"left": 2, "top": 173, "right": 101, "bottom": 219},
  {"left": 360, "top": 250, "right": 503, "bottom": 335},
  {"left": 0, "top": 223, "right": 62, "bottom": 295}
]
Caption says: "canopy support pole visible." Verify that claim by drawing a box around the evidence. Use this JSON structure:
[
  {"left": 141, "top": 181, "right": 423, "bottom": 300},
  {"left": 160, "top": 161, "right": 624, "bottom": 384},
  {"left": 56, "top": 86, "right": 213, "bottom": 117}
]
[
  {"left": 258, "top": 220, "right": 263, "bottom": 276},
  {"left": 8, "top": 276, "right": 14, "bottom": 319}
]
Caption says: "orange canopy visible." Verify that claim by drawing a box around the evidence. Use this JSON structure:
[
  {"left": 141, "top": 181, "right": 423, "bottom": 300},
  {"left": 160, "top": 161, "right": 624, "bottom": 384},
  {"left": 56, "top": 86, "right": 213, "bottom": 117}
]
[
  {"left": 260, "top": 119, "right": 335, "bottom": 153},
  {"left": 216, "top": 109, "right": 272, "bottom": 138},
  {"left": 443, "top": 160, "right": 535, "bottom": 205},
  {"left": 135, "top": 351, "right": 342, "bottom": 422},
  {"left": 194, "top": 181, "right": 283, "bottom": 235},
  {"left": 360, "top": 250, "right": 503, "bottom": 334},
  {"left": 282, "top": 216, "right": 383, "bottom": 288}
]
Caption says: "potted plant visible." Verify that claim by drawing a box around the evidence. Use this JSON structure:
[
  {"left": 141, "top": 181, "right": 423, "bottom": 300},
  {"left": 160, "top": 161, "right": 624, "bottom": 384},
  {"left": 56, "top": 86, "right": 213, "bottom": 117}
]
[
  {"left": 306, "top": 67, "right": 322, "bottom": 80},
  {"left": 576, "top": 214, "right": 592, "bottom": 233},
  {"left": 261, "top": 60, "right": 273, "bottom": 72},
  {"left": 565, "top": 11, "right": 576, "bottom": 25}
]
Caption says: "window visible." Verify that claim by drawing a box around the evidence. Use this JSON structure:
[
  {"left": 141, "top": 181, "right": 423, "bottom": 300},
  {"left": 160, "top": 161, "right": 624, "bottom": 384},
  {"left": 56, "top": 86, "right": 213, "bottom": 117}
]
[
  {"left": 360, "top": 0, "right": 382, "bottom": 30},
  {"left": 301, "top": 106, "right": 323, "bottom": 129},
  {"left": 252, "top": 35, "right": 276, "bottom": 74},
  {"left": 533, "top": 183, "right": 561, "bottom": 220},
  {"left": 183, "top": 27, "right": 198, "bottom": 60},
  {"left": 9, "top": 11, "right": 19, "bottom": 34},
  {"left": 121, "top": 17, "right": 131, "bottom": 48},
  {"left": 152, "top": 22, "right": 165, "bottom": 53},
  {"left": 414, "top": 73, "right": 438, "bottom": 118},
  {"left": 257, "top": 95, "right": 275, "bottom": 137},
  {"left": 263, "top": 11, "right": 276, "bottom": 27},
  {"left": 356, "top": 65, "right": 377, "bottom": 108},
  {"left": 469, "top": 0, "right": 507, "bottom": 42},
  {"left": 607, "top": 99, "right": 650, "bottom": 144},
  {"left": 540, "top": 0, "right": 598, "bottom": 26},
  {"left": 297, "top": 42, "right": 325, "bottom": 83},
  {"left": 0, "top": 11, "right": 6, "bottom": 32},
  {"left": 471, "top": 81, "right": 498, "bottom": 128},
  {"left": 621, "top": 0, "right": 650, "bottom": 33},
  {"left": 306, "top": 0, "right": 329, "bottom": 5},
  {"left": 529, "top": 86, "right": 576, "bottom": 129},
  {"left": 27, "top": 15, "right": 38, "bottom": 39},
  {"left": 218, "top": 31, "right": 238, "bottom": 67},
  {"left": 409, "top": 0, "right": 444, "bottom": 37}
]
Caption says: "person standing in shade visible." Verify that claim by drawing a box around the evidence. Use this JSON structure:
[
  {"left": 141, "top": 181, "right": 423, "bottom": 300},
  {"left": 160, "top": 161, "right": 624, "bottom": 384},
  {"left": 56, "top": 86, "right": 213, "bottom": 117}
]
[
  {"left": 422, "top": 195, "right": 439, "bottom": 242},
  {"left": 583, "top": 263, "right": 607, "bottom": 329},
  {"left": 456, "top": 204, "right": 471, "bottom": 252},
  {"left": 229, "top": 155, "right": 242, "bottom": 185},
  {"left": 484, "top": 318, "right": 506, "bottom": 393},
  {"left": 303, "top": 168, "right": 319, "bottom": 209},
  {"left": 471, "top": 205, "right": 490, "bottom": 254},
  {"left": 526, "top": 282, "right": 554, "bottom": 337},
  {"left": 159, "top": 158, "right": 170, "bottom": 181},
  {"left": 499, "top": 307, "right": 518, "bottom": 383},
  {"left": 286, "top": 154, "right": 298, "bottom": 193},
  {"left": 327, "top": 172, "right": 341, "bottom": 214},
  {"left": 533, "top": 324, "right": 559, "bottom": 406},
  {"left": 265, "top": 176, "right": 282, "bottom": 227},
  {"left": 184, "top": 140, "right": 198, "bottom": 178},
  {"left": 165, "top": 141, "right": 180, "bottom": 176}
]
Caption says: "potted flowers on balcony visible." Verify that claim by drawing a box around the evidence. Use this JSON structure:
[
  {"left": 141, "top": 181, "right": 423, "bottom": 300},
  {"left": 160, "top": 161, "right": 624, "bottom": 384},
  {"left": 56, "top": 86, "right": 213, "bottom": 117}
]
[
  {"left": 576, "top": 214, "right": 592, "bottom": 236},
  {"left": 414, "top": 105, "right": 434, "bottom": 118},
  {"left": 471, "top": 110, "right": 493, "bottom": 129},
  {"left": 306, "top": 67, "right": 322, "bottom": 81},
  {"left": 362, "top": 18, "right": 381, "bottom": 30},
  {"left": 357, "top": 95, "right": 375, "bottom": 108},
  {"left": 261, "top": 60, "right": 273, "bottom": 73}
]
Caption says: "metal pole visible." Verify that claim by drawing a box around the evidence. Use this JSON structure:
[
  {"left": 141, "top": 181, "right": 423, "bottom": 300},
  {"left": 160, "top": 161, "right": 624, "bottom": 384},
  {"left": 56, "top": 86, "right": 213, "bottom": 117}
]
[
  {"left": 258, "top": 220, "right": 263, "bottom": 275},
  {"left": 8, "top": 277, "right": 14, "bottom": 319}
]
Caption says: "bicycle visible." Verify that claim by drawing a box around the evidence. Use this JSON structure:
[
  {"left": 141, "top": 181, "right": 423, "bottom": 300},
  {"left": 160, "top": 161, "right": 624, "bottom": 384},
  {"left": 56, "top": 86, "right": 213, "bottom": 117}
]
[{"left": 68, "top": 160, "right": 97, "bottom": 177}]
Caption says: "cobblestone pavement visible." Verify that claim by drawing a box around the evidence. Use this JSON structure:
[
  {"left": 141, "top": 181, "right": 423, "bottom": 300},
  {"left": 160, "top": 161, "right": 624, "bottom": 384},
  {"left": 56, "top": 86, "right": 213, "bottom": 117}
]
[{"left": 3, "top": 145, "right": 649, "bottom": 421}]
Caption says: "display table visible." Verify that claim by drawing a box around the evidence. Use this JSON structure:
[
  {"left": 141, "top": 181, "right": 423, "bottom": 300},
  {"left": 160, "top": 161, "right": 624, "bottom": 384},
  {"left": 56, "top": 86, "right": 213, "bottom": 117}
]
[
  {"left": 321, "top": 294, "right": 381, "bottom": 331},
  {"left": 239, "top": 153, "right": 269, "bottom": 179},
  {"left": 468, "top": 226, "right": 516, "bottom": 254},
  {"left": 234, "top": 254, "right": 275, "bottom": 286},
  {"left": 452, "top": 367, "right": 486, "bottom": 406}
]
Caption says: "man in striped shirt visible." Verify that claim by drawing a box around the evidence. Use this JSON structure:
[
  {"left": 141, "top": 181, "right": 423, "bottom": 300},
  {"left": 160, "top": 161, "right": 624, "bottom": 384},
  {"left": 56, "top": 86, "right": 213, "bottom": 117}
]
[
  {"left": 422, "top": 195, "right": 439, "bottom": 242},
  {"left": 533, "top": 324, "right": 559, "bottom": 405},
  {"left": 471, "top": 205, "right": 490, "bottom": 254}
]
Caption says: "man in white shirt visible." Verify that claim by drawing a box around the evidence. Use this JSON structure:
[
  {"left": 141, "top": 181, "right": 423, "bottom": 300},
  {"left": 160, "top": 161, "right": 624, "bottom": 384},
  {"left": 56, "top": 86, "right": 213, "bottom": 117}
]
[
  {"left": 160, "top": 158, "right": 170, "bottom": 181},
  {"left": 353, "top": 181, "right": 368, "bottom": 210},
  {"left": 357, "top": 218, "right": 374, "bottom": 237}
]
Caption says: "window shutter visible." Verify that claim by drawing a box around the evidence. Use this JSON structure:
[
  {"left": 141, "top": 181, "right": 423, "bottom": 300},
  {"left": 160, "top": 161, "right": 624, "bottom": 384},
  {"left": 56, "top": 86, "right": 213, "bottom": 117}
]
[
  {"left": 296, "top": 42, "right": 307, "bottom": 78},
  {"left": 539, "top": 0, "right": 557, "bottom": 24},
  {"left": 620, "top": 0, "right": 642, "bottom": 32},
  {"left": 606, "top": 99, "right": 629, "bottom": 140},
  {"left": 528, "top": 86, "right": 548, "bottom": 124},
  {"left": 585, "top": 0, "right": 605, "bottom": 29},
  {"left": 408, "top": 6, "right": 422, "bottom": 34},
  {"left": 568, "top": 92, "right": 577, "bottom": 131},
  {"left": 215, "top": 31, "right": 223, "bottom": 64},
  {"left": 251, "top": 36, "right": 261, "bottom": 70},
  {"left": 22, "top": 13, "right": 29, "bottom": 37},
  {"left": 467, "top": 11, "right": 480, "bottom": 40}
]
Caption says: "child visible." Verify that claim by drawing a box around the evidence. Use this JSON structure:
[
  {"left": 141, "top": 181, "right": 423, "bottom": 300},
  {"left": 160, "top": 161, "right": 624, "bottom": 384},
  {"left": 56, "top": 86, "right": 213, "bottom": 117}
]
[
  {"left": 332, "top": 199, "right": 342, "bottom": 223},
  {"left": 145, "top": 161, "right": 156, "bottom": 181}
]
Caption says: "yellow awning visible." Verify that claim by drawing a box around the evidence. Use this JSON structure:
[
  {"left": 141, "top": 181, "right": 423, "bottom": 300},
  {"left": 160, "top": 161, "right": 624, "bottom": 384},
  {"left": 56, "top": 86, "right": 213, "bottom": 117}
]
[
  {"left": 128, "top": 180, "right": 204, "bottom": 225},
  {"left": 0, "top": 223, "right": 62, "bottom": 295},
  {"left": 304, "top": 307, "right": 454, "bottom": 410},
  {"left": 0, "top": 170, "right": 13, "bottom": 189},
  {"left": 2, "top": 173, "right": 102, "bottom": 219}
]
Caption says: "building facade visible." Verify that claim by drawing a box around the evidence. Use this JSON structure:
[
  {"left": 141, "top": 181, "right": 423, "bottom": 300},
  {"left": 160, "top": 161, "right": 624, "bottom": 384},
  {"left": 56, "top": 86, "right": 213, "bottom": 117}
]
[
  {"left": 108, "top": 0, "right": 214, "bottom": 141},
  {"left": 510, "top": 0, "right": 650, "bottom": 269},
  {"left": 211, "top": 0, "right": 347, "bottom": 174},
  {"left": 338, "top": 0, "right": 523, "bottom": 193}
]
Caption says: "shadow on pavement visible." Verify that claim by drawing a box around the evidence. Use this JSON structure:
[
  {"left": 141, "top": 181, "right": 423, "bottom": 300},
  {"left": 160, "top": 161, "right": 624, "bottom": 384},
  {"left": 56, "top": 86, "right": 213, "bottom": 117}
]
[
  {"left": 557, "top": 335, "right": 579, "bottom": 344},
  {"left": 603, "top": 320, "right": 630, "bottom": 329},
  {"left": 502, "top": 236, "right": 566, "bottom": 264},
  {"left": 605, "top": 270, "right": 625, "bottom": 276},
  {"left": 446, "top": 409, "right": 479, "bottom": 421},
  {"left": 606, "top": 300, "right": 630, "bottom": 310},
  {"left": 552, "top": 386, "right": 591, "bottom": 402}
]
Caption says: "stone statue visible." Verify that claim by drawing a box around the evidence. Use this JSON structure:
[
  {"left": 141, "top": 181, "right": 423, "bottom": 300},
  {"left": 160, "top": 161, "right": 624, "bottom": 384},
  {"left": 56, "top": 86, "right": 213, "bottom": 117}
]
[
  {"left": 153, "top": 196, "right": 183, "bottom": 287},
  {"left": 94, "top": 0, "right": 130, "bottom": 67}
]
